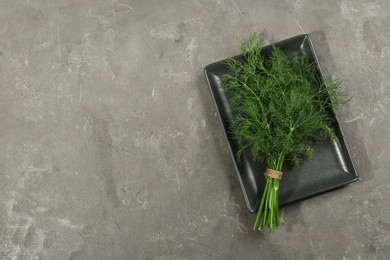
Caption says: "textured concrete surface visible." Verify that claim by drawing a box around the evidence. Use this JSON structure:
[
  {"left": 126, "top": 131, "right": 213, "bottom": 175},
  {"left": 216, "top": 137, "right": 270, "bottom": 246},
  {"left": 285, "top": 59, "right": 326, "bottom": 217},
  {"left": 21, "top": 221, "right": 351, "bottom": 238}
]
[{"left": 1, "top": 0, "right": 390, "bottom": 259}]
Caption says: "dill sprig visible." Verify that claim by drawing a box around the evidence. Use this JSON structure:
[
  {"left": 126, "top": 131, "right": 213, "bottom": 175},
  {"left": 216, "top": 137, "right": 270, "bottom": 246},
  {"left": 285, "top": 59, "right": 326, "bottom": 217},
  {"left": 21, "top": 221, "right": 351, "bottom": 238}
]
[{"left": 222, "top": 34, "right": 348, "bottom": 233}]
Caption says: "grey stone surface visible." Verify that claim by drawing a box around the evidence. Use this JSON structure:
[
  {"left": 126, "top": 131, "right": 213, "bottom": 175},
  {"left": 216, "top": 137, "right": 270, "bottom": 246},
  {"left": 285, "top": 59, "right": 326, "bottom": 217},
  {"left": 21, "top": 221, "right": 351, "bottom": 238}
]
[{"left": 0, "top": 0, "right": 389, "bottom": 259}]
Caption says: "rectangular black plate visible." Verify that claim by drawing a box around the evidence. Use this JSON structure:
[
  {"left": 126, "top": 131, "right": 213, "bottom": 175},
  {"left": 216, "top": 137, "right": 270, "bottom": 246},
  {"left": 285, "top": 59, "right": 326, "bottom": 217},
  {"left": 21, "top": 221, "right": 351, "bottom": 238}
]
[{"left": 204, "top": 34, "right": 358, "bottom": 213}]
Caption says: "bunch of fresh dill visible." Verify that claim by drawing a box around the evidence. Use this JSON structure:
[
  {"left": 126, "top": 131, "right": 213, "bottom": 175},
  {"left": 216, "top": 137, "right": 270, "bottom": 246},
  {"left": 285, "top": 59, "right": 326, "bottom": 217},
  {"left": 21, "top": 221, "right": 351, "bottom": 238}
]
[{"left": 222, "top": 35, "right": 347, "bottom": 233}]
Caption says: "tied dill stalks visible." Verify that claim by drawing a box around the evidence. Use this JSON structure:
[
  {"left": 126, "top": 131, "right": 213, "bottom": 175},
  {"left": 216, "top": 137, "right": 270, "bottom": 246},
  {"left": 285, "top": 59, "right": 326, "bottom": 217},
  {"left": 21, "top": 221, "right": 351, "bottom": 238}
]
[{"left": 222, "top": 35, "right": 348, "bottom": 233}]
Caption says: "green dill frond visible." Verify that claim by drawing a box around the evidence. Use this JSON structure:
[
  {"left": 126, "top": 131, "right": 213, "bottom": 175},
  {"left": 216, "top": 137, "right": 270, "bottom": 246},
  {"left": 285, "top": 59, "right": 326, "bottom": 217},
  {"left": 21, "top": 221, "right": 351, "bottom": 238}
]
[{"left": 222, "top": 35, "right": 349, "bottom": 167}]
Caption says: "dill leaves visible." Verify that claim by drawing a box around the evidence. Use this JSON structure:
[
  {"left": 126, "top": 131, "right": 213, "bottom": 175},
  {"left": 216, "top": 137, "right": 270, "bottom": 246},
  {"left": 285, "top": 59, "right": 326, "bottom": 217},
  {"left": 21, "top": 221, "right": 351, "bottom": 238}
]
[{"left": 222, "top": 35, "right": 348, "bottom": 233}]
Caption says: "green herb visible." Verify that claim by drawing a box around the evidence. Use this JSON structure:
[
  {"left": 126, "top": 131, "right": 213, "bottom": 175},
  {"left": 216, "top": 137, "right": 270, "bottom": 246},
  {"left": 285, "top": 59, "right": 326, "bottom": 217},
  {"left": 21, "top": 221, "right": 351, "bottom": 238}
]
[{"left": 222, "top": 34, "right": 348, "bottom": 233}]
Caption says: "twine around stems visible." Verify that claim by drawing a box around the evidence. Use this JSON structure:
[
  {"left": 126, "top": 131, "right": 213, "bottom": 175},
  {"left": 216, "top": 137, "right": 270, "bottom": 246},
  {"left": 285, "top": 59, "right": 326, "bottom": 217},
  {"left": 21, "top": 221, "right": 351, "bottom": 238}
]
[{"left": 264, "top": 168, "right": 283, "bottom": 180}]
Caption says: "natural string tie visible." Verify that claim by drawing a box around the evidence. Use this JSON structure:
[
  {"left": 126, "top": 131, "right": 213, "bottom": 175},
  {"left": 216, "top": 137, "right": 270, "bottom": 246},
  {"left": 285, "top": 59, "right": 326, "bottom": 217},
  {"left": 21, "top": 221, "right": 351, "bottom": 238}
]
[{"left": 264, "top": 168, "right": 283, "bottom": 180}]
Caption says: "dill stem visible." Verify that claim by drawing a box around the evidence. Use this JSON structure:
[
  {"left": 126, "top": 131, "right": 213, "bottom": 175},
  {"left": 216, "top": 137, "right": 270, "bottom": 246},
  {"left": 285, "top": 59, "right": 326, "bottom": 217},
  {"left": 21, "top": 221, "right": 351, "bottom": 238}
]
[
  {"left": 253, "top": 156, "right": 284, "bottom": 233},
  {"left": 253, "top": 179, "right": 268, "bottom": 230}
]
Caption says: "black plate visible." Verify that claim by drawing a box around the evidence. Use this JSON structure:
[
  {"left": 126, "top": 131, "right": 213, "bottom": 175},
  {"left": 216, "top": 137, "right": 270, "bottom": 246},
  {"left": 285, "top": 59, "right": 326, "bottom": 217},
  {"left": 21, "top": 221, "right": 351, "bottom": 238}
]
[{"left": 204, "top": 34, "right": 358, "bottom": 213}]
